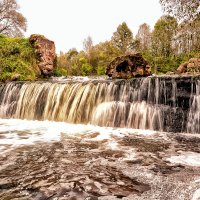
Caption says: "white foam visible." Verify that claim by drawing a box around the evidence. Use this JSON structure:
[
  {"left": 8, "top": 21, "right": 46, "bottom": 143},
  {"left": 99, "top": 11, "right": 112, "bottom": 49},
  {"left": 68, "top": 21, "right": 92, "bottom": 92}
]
[
  {"left": 122, "top": 150, "right": 137, "bottom": 161},
  {"left": 192, "top": 188, "right": 200, "bottom": 200},
  {"left": 167, "top": 152, "right": 200, "bottom": 167},
  {"left": 107, "top": 141, "right": 118, "bottom": 150},
  {"left": 194, "top": 178, "right": 200, "bottom": 183},
  {"left": 0, "top": 118, "right": 155, "bottom": 154}
]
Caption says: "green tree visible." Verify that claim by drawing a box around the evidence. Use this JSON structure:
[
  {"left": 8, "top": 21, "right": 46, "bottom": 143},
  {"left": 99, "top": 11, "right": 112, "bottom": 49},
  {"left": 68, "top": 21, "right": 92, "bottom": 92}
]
[
  {"left": 111, "top": 22, "right": 134, "bottom": 54},
  {"left": 79, "top": 57, "right": 92, "bottom": 76},
  {"left": 151, "top": 15, "right": 178, "bottom": 57},
  {"left": 66, "top": 48, "right": 78, "bottom": 60},
  {"left": 0, "top": 0, "right": 27, "bottom": 37},
  {"left": 93, "top": 41, "right": 121, "bottom": 75},
  {"left": 57, "top": 51, "right": 67, "bottom": 69}
]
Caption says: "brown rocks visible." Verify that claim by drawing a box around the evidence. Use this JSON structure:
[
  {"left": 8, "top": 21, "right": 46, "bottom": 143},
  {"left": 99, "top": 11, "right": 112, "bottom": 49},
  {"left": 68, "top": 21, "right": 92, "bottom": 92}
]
[
  {"left": 10, "top": 74, "right": 20, "bottom": 81},
  {"left": 29, "top": 34, "right": 56, "bottom": 76},
  {"left": 106, "top": 54, "right": 151, "bottom": 79},
  {"left": 177, "top": 62, "right": 188, "bottom": 74},
  {"left": 177, "top": 58, "right": 200, "bottom": 74}
]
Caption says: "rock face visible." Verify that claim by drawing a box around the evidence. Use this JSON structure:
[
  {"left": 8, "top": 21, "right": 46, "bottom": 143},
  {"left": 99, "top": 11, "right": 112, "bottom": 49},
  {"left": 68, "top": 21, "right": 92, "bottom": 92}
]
[
  {"left": 29, "top": 34, "right": 56, "bottom": 76},
  {"left": 177, "top": 57, "right": 200, "bottom": 74},
  {"left": 106, "top": 54, "right": 151, "bottom": 79}
]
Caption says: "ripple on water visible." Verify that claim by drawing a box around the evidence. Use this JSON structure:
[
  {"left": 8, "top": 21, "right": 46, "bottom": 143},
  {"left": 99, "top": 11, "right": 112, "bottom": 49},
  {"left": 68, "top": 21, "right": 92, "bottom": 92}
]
[{"left": 0, "top": 119, "right": 200, "bottom": 199}]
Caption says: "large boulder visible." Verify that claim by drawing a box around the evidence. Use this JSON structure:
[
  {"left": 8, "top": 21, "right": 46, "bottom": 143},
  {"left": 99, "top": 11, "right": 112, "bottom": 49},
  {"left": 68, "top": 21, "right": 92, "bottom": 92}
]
[
  {"left": 106, "top": 54, "right": 151, "bottom": 79},
  {"left": 29, "top": 34, "right": 56, "bottom": 76},
  {"left": 177, "top": 57, "right": 200, "bottom": 74}
]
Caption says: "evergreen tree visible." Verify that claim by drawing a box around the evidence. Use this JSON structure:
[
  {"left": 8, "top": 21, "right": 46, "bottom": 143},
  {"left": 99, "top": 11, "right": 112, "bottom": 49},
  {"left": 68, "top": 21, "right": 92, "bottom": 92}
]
[{"left": 111, "top": 22, "right": 134, "bottom": 54}]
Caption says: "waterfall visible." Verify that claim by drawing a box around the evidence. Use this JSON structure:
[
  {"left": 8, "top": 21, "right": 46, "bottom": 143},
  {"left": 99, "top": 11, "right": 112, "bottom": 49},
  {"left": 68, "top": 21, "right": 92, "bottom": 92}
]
[
  {"left": 0, "top": 83, "right": 22, "bottom": 117},
  {"left": 0, "top": 76, "right": 199, "bottom": 132},
  {"left": 91, "top": 101, "right": 163, "bottom": 130},
  {"left": 187, "top": 80, "right": 200, "bottom": 133}
]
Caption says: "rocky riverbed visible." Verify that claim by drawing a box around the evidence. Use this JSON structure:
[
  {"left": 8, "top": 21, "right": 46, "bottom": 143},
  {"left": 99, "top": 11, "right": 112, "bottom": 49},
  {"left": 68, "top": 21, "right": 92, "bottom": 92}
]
[{"left": 0, "top": 119, "right": 200, "bottom": 200}]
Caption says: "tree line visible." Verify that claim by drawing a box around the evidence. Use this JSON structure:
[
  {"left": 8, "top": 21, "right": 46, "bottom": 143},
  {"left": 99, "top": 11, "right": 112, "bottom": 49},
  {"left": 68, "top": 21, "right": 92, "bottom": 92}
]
[
  {"left": 56, "top": 15, "right": 199, "bottom": 76},
  {"left": 0, "top": 0, "right": 199, "bottom": 76}
]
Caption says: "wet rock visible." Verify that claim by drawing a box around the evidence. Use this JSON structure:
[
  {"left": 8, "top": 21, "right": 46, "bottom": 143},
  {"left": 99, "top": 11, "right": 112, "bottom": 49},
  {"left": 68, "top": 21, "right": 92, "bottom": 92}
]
[
  {"left": 121, "top": 136, "right": 170, "bottom": 153},
  {"left": 106, "top": 53, "right": 151, "bottom": 79},
  {"left": 29, "top": 34, "right": 56, "bottom": 77},
  {"left": 1, "top": 132, "right": 200, "bottom": 200},
  {"left": 151, "top": 164, "right": 185, "bottom": 175},
  {"left": 177, "top": 58, "right": 200, "bottom": 74},
  {"left": 172, "top": 134, "right": 200, "bottom": 153},
  {"left": 0, "top": 179, "right": 16, "bottom": 189}
]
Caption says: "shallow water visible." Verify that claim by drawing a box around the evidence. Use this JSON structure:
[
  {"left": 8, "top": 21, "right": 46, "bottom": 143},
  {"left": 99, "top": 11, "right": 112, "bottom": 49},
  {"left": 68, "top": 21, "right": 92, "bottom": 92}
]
[
  {"left": 0, "top": 119, "right": 200, "bottom": 200},
  {"left": 0, "top": 118, "right": 156, "bottom": 154}
]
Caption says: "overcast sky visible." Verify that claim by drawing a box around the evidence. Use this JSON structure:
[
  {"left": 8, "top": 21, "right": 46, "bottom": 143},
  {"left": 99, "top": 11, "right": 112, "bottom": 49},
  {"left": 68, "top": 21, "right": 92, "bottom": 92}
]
[{"left": 17, "top": 0, "right": 163, "bottom": 53}]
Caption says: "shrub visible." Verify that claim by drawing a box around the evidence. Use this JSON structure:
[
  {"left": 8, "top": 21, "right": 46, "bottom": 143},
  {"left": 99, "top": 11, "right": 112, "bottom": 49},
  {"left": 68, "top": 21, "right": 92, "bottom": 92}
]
[
  {"left": 0, "top": 35, "right": 37, "bottom": 81},
  {"left": 53, "top": 67, "right": 68, "bottom": 77}
]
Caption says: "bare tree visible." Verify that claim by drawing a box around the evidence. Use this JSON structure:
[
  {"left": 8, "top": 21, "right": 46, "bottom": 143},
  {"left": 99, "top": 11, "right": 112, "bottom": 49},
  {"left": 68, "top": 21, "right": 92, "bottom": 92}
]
[
  {"left": 83, "top": 36, "right": 93, "bottom": 55},
  {"left": 0, "top": 0, "right": 27, "bottom": 37},
  {"left": 173, "top": 20, "right": 200, "bottom": 54},
  {"left": 83, "top": 36, "right": 94, "bottom": 63},
  {"left": 136, "top": 23, "right": 152, "bottom": 52},
  {"left": 160, "top": 0, "right": 200, "bottom": 22}
]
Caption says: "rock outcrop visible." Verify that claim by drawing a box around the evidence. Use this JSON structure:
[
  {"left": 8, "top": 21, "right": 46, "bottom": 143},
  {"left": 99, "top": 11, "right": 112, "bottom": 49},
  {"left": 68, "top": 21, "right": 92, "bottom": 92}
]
[
  {"left": 29, "top": 34, "right": 56, "bottom": 76},
  {"left": 106, "top": 54, "right": 151, "bottom": 79},
  {"left": 177, "top": 57, "right": 200, "bottom": 74}
]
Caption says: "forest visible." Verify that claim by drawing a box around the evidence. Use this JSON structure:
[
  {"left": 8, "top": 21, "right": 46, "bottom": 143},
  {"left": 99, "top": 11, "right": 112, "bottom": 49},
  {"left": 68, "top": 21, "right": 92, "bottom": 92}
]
[
  {"left": 56, "top": 17, "right": 200, "bottom": 76},
  {"left": 56, "top": 0, "right": 200, "bottom": 76},
  {"left": 0, "top": 0, "right": 199, "bottom": 80}
]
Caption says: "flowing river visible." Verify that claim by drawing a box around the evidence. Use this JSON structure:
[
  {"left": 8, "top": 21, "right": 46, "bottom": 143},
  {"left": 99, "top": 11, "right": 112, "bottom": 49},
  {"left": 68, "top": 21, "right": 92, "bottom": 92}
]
[{"left": 0, "top": 76, "right": 200, "bottom": 200}]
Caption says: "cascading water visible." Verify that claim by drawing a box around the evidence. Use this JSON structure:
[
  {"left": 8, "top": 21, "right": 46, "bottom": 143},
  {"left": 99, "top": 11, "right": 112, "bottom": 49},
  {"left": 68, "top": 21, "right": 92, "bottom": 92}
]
[
  {"left": 91, "top": 101, "right": 163, "bottom": 130},
  {"left": 0, "top": 83, "right": 22, "bottom": 117},
  {"left": 0, "top": 76, "right": 199, "bottom": 133},
  {"left": 187, "top": 80, "right": 200, "bottom": 133},
  {"left": 1, "top": 76, "right": 200, "bottom": 200}
]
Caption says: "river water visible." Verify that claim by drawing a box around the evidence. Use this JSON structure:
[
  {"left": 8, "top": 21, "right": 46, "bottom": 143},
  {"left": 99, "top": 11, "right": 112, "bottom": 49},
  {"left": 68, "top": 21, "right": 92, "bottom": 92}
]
[{"left": 0, "top": 77, "right": 200, "bottom": 199}]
